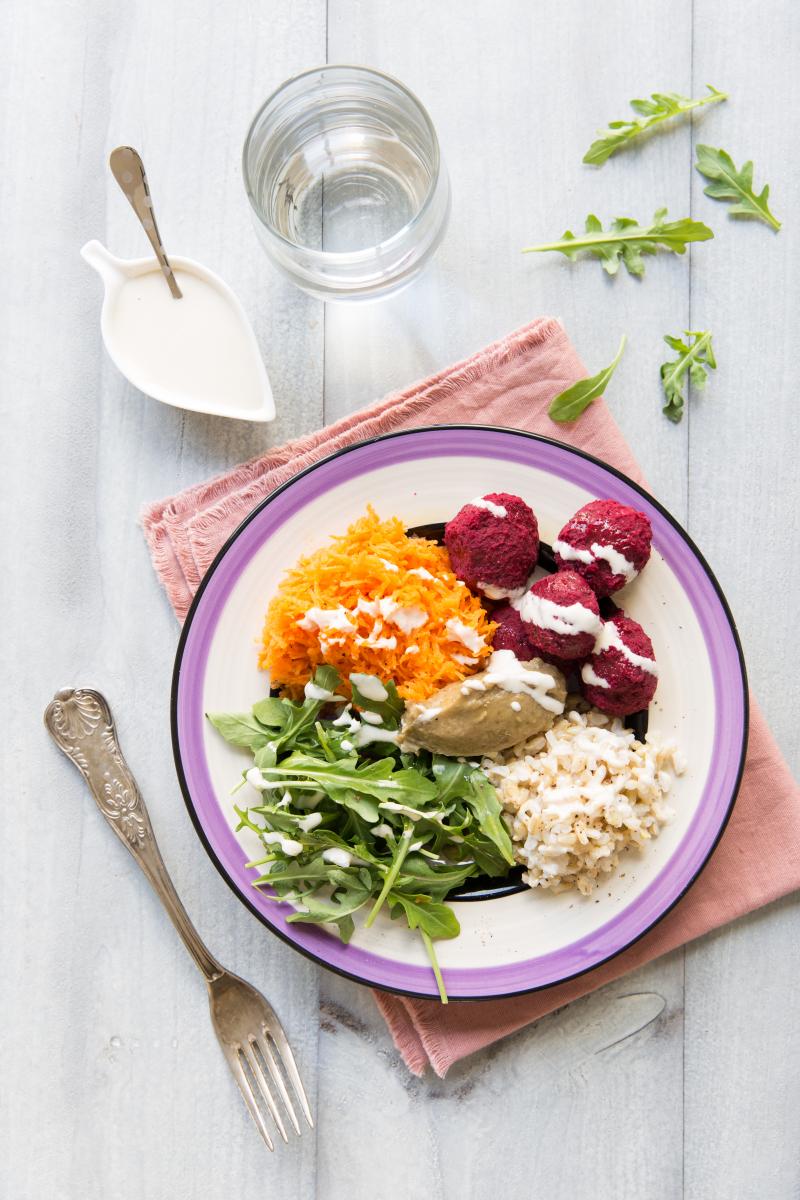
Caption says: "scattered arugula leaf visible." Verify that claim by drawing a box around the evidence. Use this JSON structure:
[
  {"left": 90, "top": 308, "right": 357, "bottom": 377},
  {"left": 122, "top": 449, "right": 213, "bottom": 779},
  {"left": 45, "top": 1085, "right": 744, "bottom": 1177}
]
[
  {"left": 523, "top": 209, "right": 713, "bottom": 277},
  {"left": 207, "top": 666, "right": 515, "bottom": 1001},
  {"left": 583, "top": 85, "right": 727, "bottom": 165},
  {"left": 659, "top": 330, "right": 717, "bottom": 422},
  {"left": 695, "top": 144, "right": 781, "bottom": 231},
  {"left": 548, "top": 334, "right": 627, "bottom": 423}
]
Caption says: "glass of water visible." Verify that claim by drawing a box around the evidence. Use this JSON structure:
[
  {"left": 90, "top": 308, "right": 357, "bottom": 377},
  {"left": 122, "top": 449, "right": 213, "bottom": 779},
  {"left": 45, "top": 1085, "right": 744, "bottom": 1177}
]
[{"left": 242, "top": 66, "right": 451, "bottom": 301}]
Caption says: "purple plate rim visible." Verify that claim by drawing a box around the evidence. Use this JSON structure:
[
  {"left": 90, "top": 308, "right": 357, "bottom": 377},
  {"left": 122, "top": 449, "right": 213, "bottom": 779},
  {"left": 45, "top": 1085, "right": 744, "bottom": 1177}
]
[{"left": 171, "top": 425, "right": 748, "bottom": 1000}]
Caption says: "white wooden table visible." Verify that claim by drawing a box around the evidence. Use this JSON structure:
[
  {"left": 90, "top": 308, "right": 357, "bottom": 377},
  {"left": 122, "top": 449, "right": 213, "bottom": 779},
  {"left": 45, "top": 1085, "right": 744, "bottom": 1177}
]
[{"left": 4, "top": 2, "right": 799, "bottom": 1196}]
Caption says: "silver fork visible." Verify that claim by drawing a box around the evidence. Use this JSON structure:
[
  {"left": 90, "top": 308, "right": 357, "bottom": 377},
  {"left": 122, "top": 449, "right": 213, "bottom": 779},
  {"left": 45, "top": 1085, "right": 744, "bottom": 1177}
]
[{"left": 44, "top": 687, "right": 313, "bottom": 1151}]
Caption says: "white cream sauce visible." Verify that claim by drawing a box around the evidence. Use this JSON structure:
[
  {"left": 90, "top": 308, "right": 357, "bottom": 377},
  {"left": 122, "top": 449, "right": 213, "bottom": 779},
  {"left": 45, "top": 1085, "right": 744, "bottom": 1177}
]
[
  {"left": 478, "top": 581, "right": 526, "bottom": 601},
  {"left": 353, "top": 726, "right": 400, "bottom": 748},
  {"left": 446, "top": 618, "right": 486, "bottom": 655},
  {"left": 594, "top": 621, "right": 658, "bottom": 675},
  {"left": 469, "top": 496, "right": 508, "bottom": 518},
  {"left": 109, "top": 268, "right": 266, "bottom": 411},
  {"left": 297, "top": 812, "right": 323, "bottom": 832},
  {"left": 513, "top": 591, "right": 602, "bottom": 637},
  {"left": 580, "top": 662, "right": 611, "bottom": 689},
  {"left": 298, "top": 606, "right": 355, "bottom": 634},
  {"left": 263, "top": 831, "right": 304, "bottom": 856},
  {"left": 553, "top": 538, "right": 636, "bottom": 583},
  {"left": 482, "top": 650, "right": 565, "bottom": 713},
  {"left": 322, "top": 847, "right": 352, "bottom": 868},
  {"left": 360, "top": 711, "right": 383, "bottom": 725},
  {"left": 349, "top": 674, "right": 389, "bottom": 703}
]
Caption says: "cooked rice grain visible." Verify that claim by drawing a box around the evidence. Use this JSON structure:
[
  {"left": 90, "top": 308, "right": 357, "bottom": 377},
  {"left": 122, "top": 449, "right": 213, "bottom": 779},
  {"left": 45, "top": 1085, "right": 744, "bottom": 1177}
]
[{"left": 482, "top": 709, "right": 685, "bottom": 895}]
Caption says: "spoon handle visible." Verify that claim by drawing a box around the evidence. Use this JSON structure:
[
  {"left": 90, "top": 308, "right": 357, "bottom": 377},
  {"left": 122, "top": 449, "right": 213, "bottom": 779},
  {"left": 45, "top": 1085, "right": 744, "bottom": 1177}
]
[
  {"left": 44, "top": 688, "right": 223, "bottom": 981},
  {"left": 109, "top": 145, "right": 182, "bottom": 299}
]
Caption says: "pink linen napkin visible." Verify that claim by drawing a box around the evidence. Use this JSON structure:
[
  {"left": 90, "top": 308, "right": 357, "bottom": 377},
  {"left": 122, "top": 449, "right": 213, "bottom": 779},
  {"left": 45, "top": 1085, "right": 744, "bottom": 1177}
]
[{"left": 142, "top": 316, "right": 800, "bottom": 1077}]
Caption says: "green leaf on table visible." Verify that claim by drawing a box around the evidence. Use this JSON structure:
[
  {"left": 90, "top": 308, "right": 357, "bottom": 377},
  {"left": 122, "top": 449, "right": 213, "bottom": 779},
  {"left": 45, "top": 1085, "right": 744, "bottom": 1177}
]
[
  {"left": 548, "top": 334, "right": 627, "bottom": 423},
  {"left": 659, "top": 330, "right": 717, "bottom": 423},
  {"left": 583, "top": 85, "right": 727, "bottom": 165},
  {"left": 524, "top": 210, "right": 713, "bottom": 277},
  {"left": 205, "top": 712, "right": 273, "bottom": 750},
  {"left": 695, "top": 144, "right": 781, "bottom": 231}
]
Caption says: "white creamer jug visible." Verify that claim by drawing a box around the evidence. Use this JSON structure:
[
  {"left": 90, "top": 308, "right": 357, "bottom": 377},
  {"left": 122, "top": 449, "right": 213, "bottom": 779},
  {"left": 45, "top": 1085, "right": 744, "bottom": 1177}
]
[{"left": 82, "top": 240, "right": 275, "bottom": 423}]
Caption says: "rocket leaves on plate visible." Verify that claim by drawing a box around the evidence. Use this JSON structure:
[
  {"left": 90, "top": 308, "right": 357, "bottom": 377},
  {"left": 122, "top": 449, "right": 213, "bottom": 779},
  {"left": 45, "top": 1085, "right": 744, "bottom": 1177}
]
[
  {"left": 207, "top": 663, "right": 515, "bottom": 1003},
  {"left": 523, "top": 209, "right": 713, "bottom": 277},
  {"left": 695, "top": 145, "right": 781, "bottom": 231},
  {"left": 583, "top": 85, "right": 727, "bottom": 165},
  {"left": 548, "top": 334, "right": 627, "bottom": 423},
  {"left": 659, "top": 330, "right": 717, "bottom": 423}
]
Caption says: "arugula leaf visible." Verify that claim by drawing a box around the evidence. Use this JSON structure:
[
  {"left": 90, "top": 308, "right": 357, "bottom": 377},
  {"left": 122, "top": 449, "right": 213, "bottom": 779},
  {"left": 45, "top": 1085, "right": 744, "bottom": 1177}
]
[
  {"left": 389, "top": 893, "right": 460, "bottom": 1003},
  {"left": 205, "top": 712, "right": 273, "bottom": 750},
  {"left": 523, "top": 209, "right": 713, "bottom": 277},
  {"left": 251, "top": 697, "right": 288, "bottom": 727},
  {"left": 695, "top": 144, "right": 781, "bottom": 231},
  {"left": 256, "top": 752, "right": 439, "bottom": 806},
  {"left": 462, "top": 773, "right": 515, "bottom": 866},
  {"left": 583, "top": 85, "right": 727, "bottom": 165},
  {"left": 285, "top": 876, "right": 372, "bottom": 943},
  {"left": 659, "top": 330, "right": 717, "bottom": 423},
  {"left": 548, "top": 334, "right": 627, "bottom": 423},
  {"left": 349, "top": 674, "right": 405, "bottom": 727}
]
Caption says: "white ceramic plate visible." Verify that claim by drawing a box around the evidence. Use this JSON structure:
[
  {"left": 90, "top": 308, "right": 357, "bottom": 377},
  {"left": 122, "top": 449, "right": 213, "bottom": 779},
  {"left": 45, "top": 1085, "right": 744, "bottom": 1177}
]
[{"left": 172, "top": 427, "right": 747, "bottom": 999}]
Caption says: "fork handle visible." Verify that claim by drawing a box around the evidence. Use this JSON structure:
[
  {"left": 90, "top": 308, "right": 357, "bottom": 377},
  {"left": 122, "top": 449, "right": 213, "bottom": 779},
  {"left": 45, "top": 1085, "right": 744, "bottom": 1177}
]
[{"left": 44, "top": 688, "right": 223, "bottom": 983}]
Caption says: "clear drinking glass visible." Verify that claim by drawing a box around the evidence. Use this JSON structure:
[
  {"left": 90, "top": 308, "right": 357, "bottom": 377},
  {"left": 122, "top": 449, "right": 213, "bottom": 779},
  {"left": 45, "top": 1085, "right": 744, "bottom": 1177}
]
[{"left": 242, "top": 66, "right": 451, "bottom": 301}]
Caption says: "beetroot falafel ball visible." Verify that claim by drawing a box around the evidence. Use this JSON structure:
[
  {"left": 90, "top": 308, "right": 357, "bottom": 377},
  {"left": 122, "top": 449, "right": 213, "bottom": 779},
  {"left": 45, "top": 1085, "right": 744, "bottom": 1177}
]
[
  {"left": 491, "top": 603, "right": 539, "bottom": 660},
  {"left": 554, "top": 499, "right": 652, "bottom": 597},
  {"left": 515, "top": 570, "right": 602, "bottom": 661},
  {"left": 581, "top": 611, "right": 658, "bottom": 715},
  {"left": 445, "top": 493, "right": 539, "bottom": 597}
]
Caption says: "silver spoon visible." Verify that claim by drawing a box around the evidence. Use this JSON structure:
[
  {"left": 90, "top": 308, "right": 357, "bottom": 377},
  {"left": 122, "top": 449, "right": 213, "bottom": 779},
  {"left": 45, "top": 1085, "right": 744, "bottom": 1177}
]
[{"left": 109, "top": 145, "right": 182, "bottom": 299}]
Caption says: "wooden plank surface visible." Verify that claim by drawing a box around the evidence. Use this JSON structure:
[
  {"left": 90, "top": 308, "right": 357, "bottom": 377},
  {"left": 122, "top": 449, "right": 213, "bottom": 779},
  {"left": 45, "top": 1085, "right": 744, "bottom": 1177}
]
[{"left": 2, "top": 0, "right": 798, "bottom": 1196}]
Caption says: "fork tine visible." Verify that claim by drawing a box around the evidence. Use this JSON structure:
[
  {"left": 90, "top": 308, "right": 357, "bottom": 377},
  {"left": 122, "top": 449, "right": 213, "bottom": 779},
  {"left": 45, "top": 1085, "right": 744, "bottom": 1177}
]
[
  {"left": 256, "top": 1035, "right": 301, "bottom": 1135},
  {"left": 263, "top": 1022, "right": 314, "bottom": 1129},
  {"left": 228, "top": 1049, "right": 275, "bottom": 1152},
  {"left": 246, "top": 1040, "right": 289, "bottom": 1143}
]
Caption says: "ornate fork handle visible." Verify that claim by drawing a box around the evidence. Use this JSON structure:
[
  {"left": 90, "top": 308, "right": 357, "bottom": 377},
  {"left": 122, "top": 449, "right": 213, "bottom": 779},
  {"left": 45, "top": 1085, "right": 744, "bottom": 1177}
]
[{"left": 44, "top": 688, "right": 222, "bottom": 982}]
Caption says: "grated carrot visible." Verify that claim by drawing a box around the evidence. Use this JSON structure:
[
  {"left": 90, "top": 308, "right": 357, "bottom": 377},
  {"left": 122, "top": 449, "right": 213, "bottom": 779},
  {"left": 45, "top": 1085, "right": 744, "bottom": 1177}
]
[{"left": 259, "top": 507, "right": 496, "bottom": 701}]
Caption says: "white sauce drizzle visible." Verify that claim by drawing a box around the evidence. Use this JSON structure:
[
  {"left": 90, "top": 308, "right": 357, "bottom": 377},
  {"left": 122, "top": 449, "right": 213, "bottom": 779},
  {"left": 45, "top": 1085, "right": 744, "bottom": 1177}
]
[
  {"left": 378, "top": 558, "right": 399, "bottom": 572},
  {"left": 552, "top": 539, "right": 636, "bottom": 583},
  {"left": 353, "top": 726, "right": 400, "bottom": 748},
  {"left": 482, "top": 649, "right": 565, "bottom": 713},
  {"left": 322, "top": 847, "right": 352, "bottom": 868},
  {"left": 304, "top": 680, "right": 343, "bottom": 702},
  {"left": 469, "top": 496, "right": 508, "bottom": 519},
  {"left": 460, "top": 677, "right": 487, "bottom": 693},
  {"left": 246, "top": 767, "right": 268, "bottom": 790},
  {"left": 370, "top": 823, "right": 394, "bottom": 839},
  {"left": 580, "top": 662, "right": 610, "bottom": 690},
  {"left": 446, "top": 618, "right": 486, "bottom": 655},
  {"left": 350, "top": 674, "right": 388, "bottom": 703},
  {"left": 452, "top": 653, "right": 478, "bottom": 666},
  {"left": 594, "top": 621, "right": 658, "bottom": 675},
  {"left": 298, "top": 812, "right": 323, "bottom": 832},
  {"left": 407, "top": 566, "right": 435, "bottom": 580},
  {"left": 478, "top": 581, "right": 526, "bottom": 601},
  {"left": 360, "top": 711, "right": 383, "bottom": 725},
  {"left": 414, "top": 705, "right": 442, "bottom": 723},
  {"left": 298, "top": 606, "right": 355, "bottom": 633},
  {"left": 263, "top": 831, "right": 304, "bottom": 856},
  {"left": 403, "top": 644, "right": 419, "bottom": 656},
  {"left": 513, "top": 591, "right": 602, "bottom": 637},
  {"left": 510, "top": 700, "right": 522, "bottom": 712},
  {"left": 387, "top": 604, "right": 428, "bottom": 634}
]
